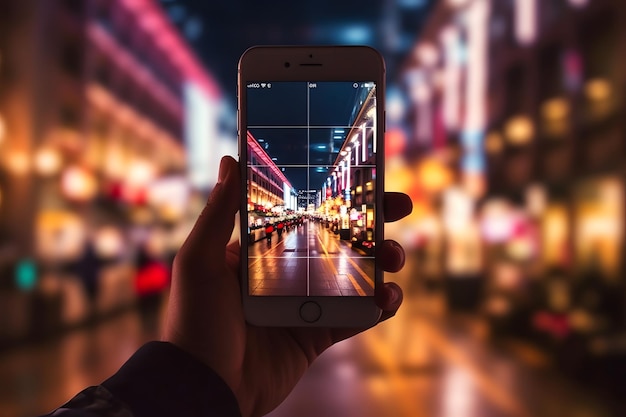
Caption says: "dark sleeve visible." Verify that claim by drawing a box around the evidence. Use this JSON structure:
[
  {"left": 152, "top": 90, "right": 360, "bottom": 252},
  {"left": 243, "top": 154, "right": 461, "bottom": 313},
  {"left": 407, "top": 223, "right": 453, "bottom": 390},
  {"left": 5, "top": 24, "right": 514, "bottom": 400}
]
[{"left": 42, "top": 342, "right": 242, "bottom": 417}]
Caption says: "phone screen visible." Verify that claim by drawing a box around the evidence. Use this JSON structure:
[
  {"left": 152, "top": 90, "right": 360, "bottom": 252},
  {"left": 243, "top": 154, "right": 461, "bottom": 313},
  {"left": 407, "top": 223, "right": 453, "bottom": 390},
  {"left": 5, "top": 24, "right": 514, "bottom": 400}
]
[{"left": 245, "top": 81, "right": 378, "bottom": 297}]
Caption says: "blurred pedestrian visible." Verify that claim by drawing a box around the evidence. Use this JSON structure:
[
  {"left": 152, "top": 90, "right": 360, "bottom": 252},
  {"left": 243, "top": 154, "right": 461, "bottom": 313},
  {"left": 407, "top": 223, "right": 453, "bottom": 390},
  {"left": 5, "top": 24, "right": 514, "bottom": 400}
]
[
  {"left": 134, "top": 243, "right": 169, "bottom": 333},
  {"left": 264, "top": 222, "right": 274, "bottom": 245},
  {"left": 72, "top": 239, "right": 103, "bottom": 316},
  {"left": 276, "top": 220, "right": 284, "bottom": 239}
]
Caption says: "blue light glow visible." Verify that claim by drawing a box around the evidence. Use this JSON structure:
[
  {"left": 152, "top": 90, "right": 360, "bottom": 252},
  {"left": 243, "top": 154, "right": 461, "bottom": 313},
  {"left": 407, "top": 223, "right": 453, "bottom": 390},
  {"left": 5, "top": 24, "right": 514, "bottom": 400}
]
[
  {"left": 339, "top": 25, "right": 373, "bottom": 44},
  {"left": 461, "top": 130, "right": 484, "bottom": 149},
  {"left": 461, "top": 130, "right": 485, "bottom": 172},
  {"left": 15, "top": 259, "right": 37, "bottom": 291},
  {"left": 462, "top": 153, "right": 485, "bottom": 172},
  {"left": 397, "top": 0, "right": 427, "bottom": 7}
]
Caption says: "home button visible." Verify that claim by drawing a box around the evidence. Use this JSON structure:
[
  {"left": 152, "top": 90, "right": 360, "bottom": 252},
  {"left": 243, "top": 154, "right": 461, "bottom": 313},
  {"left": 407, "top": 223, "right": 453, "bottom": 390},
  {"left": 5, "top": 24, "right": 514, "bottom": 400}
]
[{"left": 299, "top": 301, "right": 321, "bottom": 323}]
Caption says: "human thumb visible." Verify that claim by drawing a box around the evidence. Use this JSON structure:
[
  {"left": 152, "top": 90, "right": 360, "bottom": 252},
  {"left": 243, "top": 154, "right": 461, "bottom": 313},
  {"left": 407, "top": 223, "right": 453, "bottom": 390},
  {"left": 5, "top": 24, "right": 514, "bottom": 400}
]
[{"left": 181, "top": 156, "right": 240, "bottom": 255}]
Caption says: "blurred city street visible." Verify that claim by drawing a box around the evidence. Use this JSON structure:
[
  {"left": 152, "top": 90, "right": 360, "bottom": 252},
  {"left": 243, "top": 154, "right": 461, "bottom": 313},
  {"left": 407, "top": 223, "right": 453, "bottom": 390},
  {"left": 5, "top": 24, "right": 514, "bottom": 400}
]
[
  {"left": 249, "top": 219, "right": 375, "bottom": 296},
  {"left": 1, "top": 0, "right": 626, "bottom": 416},
  {"left": 1, "top": 260, "right": 623, "bottom": 417}
]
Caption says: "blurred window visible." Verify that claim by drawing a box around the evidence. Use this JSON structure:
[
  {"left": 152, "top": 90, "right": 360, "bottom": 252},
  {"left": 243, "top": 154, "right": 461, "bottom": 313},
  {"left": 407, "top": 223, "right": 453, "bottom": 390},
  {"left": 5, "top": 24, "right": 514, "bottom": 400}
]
[
  {"left": 540, "top": 0, "right": 568, "bottom": 29},
  {"left": 580, "top": 10, "right": 618, "bottom": 81},
  {"left": 496, "top": 0, "right": 517, "bottom": 47},
  {"left": 63, "top": 0, "right": 84, "bottom": 16},
  {"left": 61, "top": 40, "right": 83, "bottom": 77},
  {"left": 505, "top": 64, "right": 528, "bottom": 116},
  {"left": 116, "top": 9, "right": 134, "bottom": 50},
  {"left": 116, "top": 77, "right": 129, "bottom": 104},
  {"left": 489, "top": 14, "right": 507, "bottom": 52},
  {"left": 60, "top": 104, "right": 79, "bottom": 128},
  {"left": 94, "top": 57, "right": 111, "bottom": 87},
  {"left": 538, "top": 43, "right": 563, "bottom": 100},
  {"left": 95, "top": 0, "right": 112, "bottom": 31}
]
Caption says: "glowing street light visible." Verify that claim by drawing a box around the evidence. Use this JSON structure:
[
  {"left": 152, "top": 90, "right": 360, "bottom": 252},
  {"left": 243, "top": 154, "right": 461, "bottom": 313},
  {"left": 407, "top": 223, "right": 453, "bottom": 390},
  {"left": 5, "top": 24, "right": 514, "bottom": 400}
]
[
  {"left": 505, "top": 115, "right": 534, "bottom": 145},
  {"left": 6, "top": 151, "right": 30, "bottom": 175},
  {"left": 584, "top": 78, "right": 611, "bottom": 101},
  {"left": 35, "top": 147, "right": 62, "bottom": 176}
]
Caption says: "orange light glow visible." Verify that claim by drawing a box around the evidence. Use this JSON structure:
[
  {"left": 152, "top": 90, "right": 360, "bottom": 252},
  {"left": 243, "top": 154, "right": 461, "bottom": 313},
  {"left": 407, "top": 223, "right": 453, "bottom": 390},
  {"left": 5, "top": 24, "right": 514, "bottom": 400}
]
[
  {"left": 0, "top": 113, "right": 6, "bottom": 144},
  {"left": 61, "top": 166, "right": 98, "bottom": 201},
  {"left": 6, "top": 151, "right": 30, "bottom": 175},
  {"left": 484, "top": 131, "right": 504, "bottom": 154},
  {"left": 94, "top": 227, "right": 124, "bottom": 258},
  {"left": 36, "top": 210, "right": 86, "bottom": 260},
  {"left": 417, "top": 159, "right": 453, "bottom": 192},
  {"left": 127, "top": 160, "right": 156, "bottom": 187},
  {"left": 541, "top": 98, "right": 570, "bottom": 121},
  {"left": 505, "top": 115, "right": 534, "bottom": 145},
  {"left": 35, "top": 148, "right": 62, "bottom": 176},
  {"left": 584, "top": 78, "right": 611, "bottom": 101}
]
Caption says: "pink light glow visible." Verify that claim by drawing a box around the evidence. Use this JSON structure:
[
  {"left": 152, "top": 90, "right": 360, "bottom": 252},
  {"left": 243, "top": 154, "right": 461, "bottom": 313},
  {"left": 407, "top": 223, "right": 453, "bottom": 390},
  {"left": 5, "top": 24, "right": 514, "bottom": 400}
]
[
  {"left": 568, "top": 0, "right": 589, "bottom": 7},
  {"left": 440, "top": 25, "right": 461, "bottom": 131},
  {"left": 88, "top": 23, "right": 182, "bottom": 118},
  {"left": 515, "top": 0, "right": 537, "bottom": 45},
  {"left": 86, "top": 83, "right": 179, "bottom": 149},
  {"left": 463, "top": 0, "right": 489, "bottom": 133},
  {"left": 119, "top": 0, "right": 220, "bottom": 99},
  {"left": 247, "top": 131, "right": 292, "bottom": 189}
]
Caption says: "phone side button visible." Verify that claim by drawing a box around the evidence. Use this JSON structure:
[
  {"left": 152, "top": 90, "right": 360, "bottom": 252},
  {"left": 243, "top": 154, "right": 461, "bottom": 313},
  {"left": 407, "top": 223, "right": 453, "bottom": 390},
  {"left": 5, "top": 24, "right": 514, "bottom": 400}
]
[{"left": 299, "top": 301, "right": 321, "bottom": 323}]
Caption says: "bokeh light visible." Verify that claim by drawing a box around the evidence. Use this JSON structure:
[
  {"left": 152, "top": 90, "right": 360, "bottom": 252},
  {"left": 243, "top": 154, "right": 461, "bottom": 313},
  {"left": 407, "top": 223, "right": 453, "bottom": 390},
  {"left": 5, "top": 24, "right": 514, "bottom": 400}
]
[{"left": 1, "top": 0, "right": 625, "bottom": 416}]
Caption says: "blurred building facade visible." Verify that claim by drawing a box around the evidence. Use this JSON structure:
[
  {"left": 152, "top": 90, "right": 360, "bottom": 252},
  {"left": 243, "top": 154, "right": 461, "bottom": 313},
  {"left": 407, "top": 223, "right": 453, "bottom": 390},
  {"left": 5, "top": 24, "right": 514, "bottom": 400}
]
[
  {"left": 0, "top": 0, "right": 222, "bottom": 346},
  {"left": 397, "top": 0, "right": 626, "bottom": 391}
]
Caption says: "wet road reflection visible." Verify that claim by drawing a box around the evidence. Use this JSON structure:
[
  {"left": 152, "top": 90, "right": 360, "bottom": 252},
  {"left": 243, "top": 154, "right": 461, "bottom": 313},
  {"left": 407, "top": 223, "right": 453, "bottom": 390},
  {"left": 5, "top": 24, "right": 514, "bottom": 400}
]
[
  {"left": 0, "top": 305, "right": 162, "bottom": 417},
  {"left": 0, "top": 259, "right": 622, "bottom": 417},
  {"left": 248, "top": 220, "right": 374, "bottom": 296}
]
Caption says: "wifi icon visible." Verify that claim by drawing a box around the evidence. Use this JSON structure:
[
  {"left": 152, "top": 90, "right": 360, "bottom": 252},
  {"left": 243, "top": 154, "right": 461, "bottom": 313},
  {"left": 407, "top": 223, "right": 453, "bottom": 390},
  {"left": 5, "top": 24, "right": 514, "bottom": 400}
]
[{"left": 261, "top": 83, "right": 267, "bottom": 88}]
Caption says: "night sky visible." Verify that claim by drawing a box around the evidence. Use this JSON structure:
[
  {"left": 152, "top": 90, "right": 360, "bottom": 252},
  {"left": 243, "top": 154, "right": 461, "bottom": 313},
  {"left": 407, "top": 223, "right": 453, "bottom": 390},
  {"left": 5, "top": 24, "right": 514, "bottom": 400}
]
[
  {"left": 158, "top": 0, "right": 434, "bottom": 191},
  {"left": 247, "top": 82, "right": 374, "bottom": 191},
  {"left": 159, "top": 0, "right": 435, "bottom": 102}
]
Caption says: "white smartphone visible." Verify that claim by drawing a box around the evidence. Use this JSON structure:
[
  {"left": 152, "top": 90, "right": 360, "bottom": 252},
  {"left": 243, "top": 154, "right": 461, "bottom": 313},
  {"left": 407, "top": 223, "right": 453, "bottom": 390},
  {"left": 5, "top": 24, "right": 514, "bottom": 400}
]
[{"left": 238, "top": 46, "right": 385, "bottom": 327}]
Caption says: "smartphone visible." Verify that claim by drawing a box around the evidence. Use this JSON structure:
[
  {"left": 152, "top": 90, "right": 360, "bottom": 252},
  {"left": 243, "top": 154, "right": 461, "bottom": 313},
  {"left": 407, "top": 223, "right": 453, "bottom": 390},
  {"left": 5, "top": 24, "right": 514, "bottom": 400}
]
[{"left": 238, "top": 46, "right": 385, "bottom": 327}]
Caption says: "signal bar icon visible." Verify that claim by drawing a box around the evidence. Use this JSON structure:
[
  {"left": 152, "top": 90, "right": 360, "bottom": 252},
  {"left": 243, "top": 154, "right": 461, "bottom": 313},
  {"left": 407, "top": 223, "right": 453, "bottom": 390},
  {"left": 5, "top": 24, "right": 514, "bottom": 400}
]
[{"left": 261, "top": 83, "right": 267, "bottom": 88}]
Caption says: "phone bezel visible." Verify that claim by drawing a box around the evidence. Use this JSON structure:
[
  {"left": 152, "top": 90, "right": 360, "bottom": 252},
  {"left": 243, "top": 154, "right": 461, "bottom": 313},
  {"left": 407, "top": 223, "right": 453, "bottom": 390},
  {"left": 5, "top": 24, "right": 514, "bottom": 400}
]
[{"left": 238, "top": 46, "right": 386, "bottom": 327}]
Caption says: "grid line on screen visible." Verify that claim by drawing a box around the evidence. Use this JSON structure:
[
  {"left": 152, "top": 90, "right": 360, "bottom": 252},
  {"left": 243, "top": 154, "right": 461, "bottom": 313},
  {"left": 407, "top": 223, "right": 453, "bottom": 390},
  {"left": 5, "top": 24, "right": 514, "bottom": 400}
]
[{"left": 246, "top": 80, "right": 377, "bottom": 297}]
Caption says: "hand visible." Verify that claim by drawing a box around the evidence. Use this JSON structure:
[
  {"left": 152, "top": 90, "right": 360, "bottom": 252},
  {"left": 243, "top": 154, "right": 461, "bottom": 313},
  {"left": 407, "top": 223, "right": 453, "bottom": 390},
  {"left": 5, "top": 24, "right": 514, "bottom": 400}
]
[{"left": 163, "top": 156, "right": 412, "bottom": 417}]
